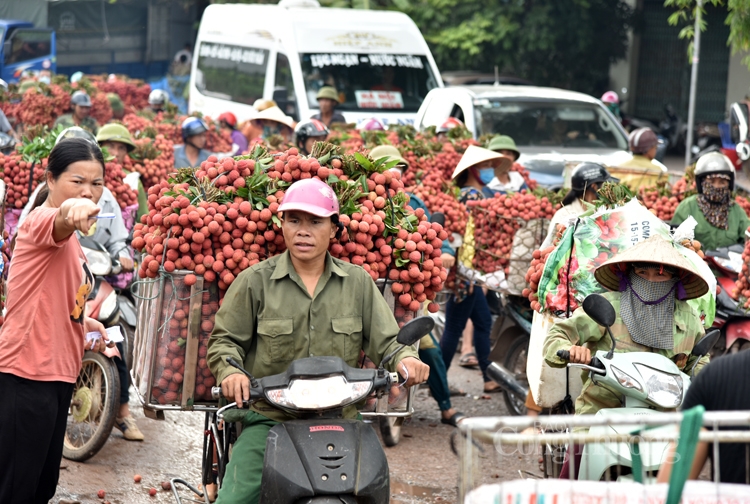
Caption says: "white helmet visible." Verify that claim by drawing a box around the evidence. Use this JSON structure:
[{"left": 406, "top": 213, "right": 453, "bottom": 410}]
[
  {"left": 694, "top": 151, "right": 735, "bottom": 193},
  {"left": 148, "top": 89, "right": 169, "bottom": 107}
]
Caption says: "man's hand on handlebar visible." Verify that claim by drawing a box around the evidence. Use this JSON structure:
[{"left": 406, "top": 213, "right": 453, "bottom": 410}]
[
  {"left": 567, "top": 345, "right": 591, "bottom": 364},
  {"left": 398, "top": 357, "right": 429, "bottom": 387},
  {"left": 222, "top": 373, "right": 250, "bottom": 407}
]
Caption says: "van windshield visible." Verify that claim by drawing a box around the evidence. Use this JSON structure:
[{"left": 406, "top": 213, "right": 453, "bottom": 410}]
[
  {"left": 300, "top": 53, "right": 439, "bottom": 113},
  {"left": 474, "top": 99, "right": 628, "bottom": 150},
  {"left": 195, "top": 42, "right": 269, "bottom": 105}
]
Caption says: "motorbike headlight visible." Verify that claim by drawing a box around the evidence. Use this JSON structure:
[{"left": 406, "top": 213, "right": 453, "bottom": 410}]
[
  {"left": 100, "top": 290, "right": 118, "bottom": 321},
  {"left": 634, "top": 364, "right": 683, "bottom": 409},
  {"left": 84, "top": 249, "right": 112, "bottom": 276},
  {"left": 610, "top": 365, "right": 643, "bottom": 392},
  {"left": 265, "top": 375, "right": 372, "bottom": 411},
  {"left": 713, "top": 251, "right": 743, "bottom": 274}
]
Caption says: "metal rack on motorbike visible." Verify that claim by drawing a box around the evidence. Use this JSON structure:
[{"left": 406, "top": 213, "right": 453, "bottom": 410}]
[
  {"left": 130, "top": 270, "right": 426, "bottom": 503},
  {"left": 456, "top": 411, "right": 750, "bottom": 504}
]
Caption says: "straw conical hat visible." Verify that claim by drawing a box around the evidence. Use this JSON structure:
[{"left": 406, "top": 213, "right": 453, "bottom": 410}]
[
  {"left": 251, "top": 106, "right": 294, "bottom": 129},
  {"left": 594, "top": 234, "right": 709, "bottom": 300},
  {"left": 451, "top": 145, "right": 513, "bottom": 180}
]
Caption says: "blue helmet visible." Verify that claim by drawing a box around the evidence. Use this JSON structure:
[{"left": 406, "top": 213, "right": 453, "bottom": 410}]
[{"left": 181, "top": 117, "right": 208, "bottom": 141}]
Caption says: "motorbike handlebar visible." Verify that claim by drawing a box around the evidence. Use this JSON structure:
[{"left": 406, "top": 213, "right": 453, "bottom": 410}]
[
  {"left": 556, "top": 349, "right": 570, "bottom": 361},
  {"left": 556, "top": 349, "right": 605, "bottom": 372},
  {"left": 211, "top": 386, "right": 222, "bottom": 400}
]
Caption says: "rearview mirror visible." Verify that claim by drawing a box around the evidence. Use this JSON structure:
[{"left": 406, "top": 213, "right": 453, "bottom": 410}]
[
  {"left": 692, "top": 328, "right": 720, "bottom": 357},
  {"left": 397, "top": 316, "right": 434, "bottom": 347},
  {"left": 582, "top": 294, "right": 616, "bottom": 328}
]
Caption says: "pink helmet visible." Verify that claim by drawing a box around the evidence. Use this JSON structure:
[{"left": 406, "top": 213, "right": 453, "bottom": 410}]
[
  {"left": 436, "top": 117, "right": 464, "bottom": 134},
  {"left": 278, "top": 178, "right": 339, "bottom": 217},
  {"left": 360, "top": 118, "right": 386, "bottom": 131},
  {"left": 601, "top": 91, "right": 619, "bottom": 104}
]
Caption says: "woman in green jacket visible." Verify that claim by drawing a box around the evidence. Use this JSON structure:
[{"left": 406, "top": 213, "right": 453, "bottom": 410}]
[{"left": 672, "top": 152, "right": 750, "bottom": 251}]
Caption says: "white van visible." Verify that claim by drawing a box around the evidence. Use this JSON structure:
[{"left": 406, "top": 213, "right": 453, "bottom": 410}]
[{"left": 189, "top": 0, "right": 443, "bottom": 126}]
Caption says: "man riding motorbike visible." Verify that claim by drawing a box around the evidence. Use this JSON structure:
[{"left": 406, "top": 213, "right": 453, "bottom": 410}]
[
  {"left": 174, "top": 117, "right": 213, "bottom": 169},
  {"left": 543, "top": 235, "right": 710, "bottom": 476},
  {"left": 19, "top": 127, "right": 144, "bottom": 442},
  {"left": 207, "top": 178, "right": 429, "bottom": 504},
  {"left": 54, "top": 91, "right": 99, "bottom": 135},
  {"left": 294, "top": 119, "right": 329, "bottom": 156},
  {"left": 672, "top": 151, "right": 750, "bottom": 251},
  {"left": 617, "top": 127, "right": 668, "bottom": 190}
]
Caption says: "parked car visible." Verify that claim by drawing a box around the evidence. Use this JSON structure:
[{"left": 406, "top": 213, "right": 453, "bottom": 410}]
[{"left": 414, "top": 85, "right": 632, "bottom": 187}]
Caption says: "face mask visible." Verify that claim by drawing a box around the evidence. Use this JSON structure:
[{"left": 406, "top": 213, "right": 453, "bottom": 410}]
[
  {"left": 38, "top": 76, "right": 50, "bottom": 85},
  {"left": 479, "top": 168, "right": 495, "bottom": 184}
]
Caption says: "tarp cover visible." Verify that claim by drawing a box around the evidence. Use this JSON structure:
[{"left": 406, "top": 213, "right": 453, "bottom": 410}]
[{"left": 0, "top": 0, "right": 47, "bottom": 28}]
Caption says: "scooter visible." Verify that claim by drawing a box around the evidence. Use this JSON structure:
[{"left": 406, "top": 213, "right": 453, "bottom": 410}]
[
  {"left": 704, "top": 244, "right": 750, "bottom": 355},
  {"left": 63, "top": 234, "right": 136, "bottom": 461},
  {"left": 557, "top": 294, "right": 719, "bottom": 481},
  {"left": 204, "top": 316, "right": 433, "bottom": 503}
]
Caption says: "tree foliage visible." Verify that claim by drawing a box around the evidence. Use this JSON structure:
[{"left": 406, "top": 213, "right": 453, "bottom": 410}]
[
  {"left": 318, "top": 0, "right": 634, "bottom": 96},
  {"left": 665, "top": 0, "right": 750, "bottom": 67}
]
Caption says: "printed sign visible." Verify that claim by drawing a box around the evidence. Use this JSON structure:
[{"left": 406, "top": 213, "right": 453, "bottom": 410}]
[
  {"left": 354, "top": 90, "right": 404, "bottom": 110},
  {"left": 199, "top": 43, "right": 266, "bottom": 66},
  {"left": 309, "top": 425, "right": 345, "bottom": 432}
]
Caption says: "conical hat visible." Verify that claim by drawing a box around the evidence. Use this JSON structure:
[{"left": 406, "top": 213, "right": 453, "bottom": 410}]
[
  {"left": 451, "top": 145, "right": 513, "bottom": 180},
  {"left": 251, "top": 106, "right": 294, "bottom": 129},
  {"left": 594, "top": 234, "right": 709, "bottom": 300}
]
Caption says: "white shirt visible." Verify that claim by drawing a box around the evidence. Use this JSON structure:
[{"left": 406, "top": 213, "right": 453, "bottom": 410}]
[
  {"left": 540, "top": 199, "right": 589, "bottom": 250},
  {"left": 487, "top": 171, "right": 526, "bottom": 193}
]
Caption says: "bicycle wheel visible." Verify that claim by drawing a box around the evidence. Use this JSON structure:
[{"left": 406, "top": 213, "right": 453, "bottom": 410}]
[
  {"left": 379, "top": 416, "right": 403, "bottom": 447},
  {"left": 502, "top": 335, "right": 529, "bottom": 416},
  {"left": 64, "top": 351, "right": 120, "bottom": 461}
]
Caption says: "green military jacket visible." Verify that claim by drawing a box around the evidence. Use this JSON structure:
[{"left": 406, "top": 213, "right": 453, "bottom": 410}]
[
  {"left": 672, "top": 195, "right": 750, "bottom": 252},
  {"left": 53, "top": 114, "right": 100, "bottom": 135},
  {"left": 544, "top": 291, "right": 709, "bottom": 416},
  {"left": 207, "top": 250, "right": 419, "bottom": 421}
]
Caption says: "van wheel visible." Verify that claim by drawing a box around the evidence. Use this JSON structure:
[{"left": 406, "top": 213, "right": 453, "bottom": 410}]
[{"left": 379, "top": 416, "right": 403, "bottom": 447}]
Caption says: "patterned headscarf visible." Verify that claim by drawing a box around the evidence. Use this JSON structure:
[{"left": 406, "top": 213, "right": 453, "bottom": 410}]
[
  {"left": 697, "top": 174, "right": 732, "bottom": 230},
  {"left": 620, "top": 268, "right": 677, "bottom": 350}
]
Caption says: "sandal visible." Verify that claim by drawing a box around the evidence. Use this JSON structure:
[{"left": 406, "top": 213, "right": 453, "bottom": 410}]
[
  {"left": 458, "top": 352, "right": 478, "bottom": 368},
  {"left": 483, "top": 382, "right": 503, "bottom": 394},
  {"left": 440, "top": 411, "right": 467, "bottom": 427},
  {"left": 449, "top": 385, "right": 466, "bottom": 397}
]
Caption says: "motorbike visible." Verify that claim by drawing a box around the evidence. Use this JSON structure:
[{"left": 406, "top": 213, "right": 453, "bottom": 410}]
[
  {"left": 203, "top": 316, "right": 433, "bottom": 503},
  {"left": 556, "top": 294, "right": 719, "bottom": 481},
  {"left": 704, "top": 244, "right": 750, "bottom": 356},
  {"left": 63, "top": 234, "right": 136, "bottom": 461}
]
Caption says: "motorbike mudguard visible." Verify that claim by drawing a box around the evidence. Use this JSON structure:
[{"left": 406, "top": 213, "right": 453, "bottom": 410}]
[
  {"left": 578, "top": 408, "right": 672, "bottom": 481},
  {"left": 259, "top": 419, "right": 389, "bottom": 504}
]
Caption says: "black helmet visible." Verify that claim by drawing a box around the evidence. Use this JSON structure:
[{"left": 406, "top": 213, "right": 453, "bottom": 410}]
[
  {"left": 295, "top": 119, "right": 329, "bottom": 154},
  {"left": 570, "top": 162, "right": 618, "bottom": 192},
  {"left": 71, "top": 90, "right": 92, "bottom": 107},
  {"left": 694, "top": 151, "right": 735, "bottom": 194},
  {"left": 181, "top": 117, "right": 208, "bottom": 141}
]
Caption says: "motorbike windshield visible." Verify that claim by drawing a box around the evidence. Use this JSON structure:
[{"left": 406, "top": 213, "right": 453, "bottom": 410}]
[
  {"left": 300, "top": 53, "right": 439, "bottom": 113},
  {"left": 474, "top": 99, "right": 628, "bottom": 150}
]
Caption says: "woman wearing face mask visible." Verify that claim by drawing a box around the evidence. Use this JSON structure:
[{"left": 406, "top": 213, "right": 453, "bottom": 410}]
[
  {"left": 672, "top": 152, "right": 750, "bottom": 252},
  {"left": 441, "top": 146, "right": 513, "bottom": 393}
]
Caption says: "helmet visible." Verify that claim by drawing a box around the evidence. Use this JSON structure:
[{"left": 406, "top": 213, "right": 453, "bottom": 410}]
[
  {"left": 601, "top": 91, "right": 619, "bottom": 104},
  {"left": 71, "top": 90, "right": 92, "bottom": 107},
  {"left": 55, "top": 126, "right": 97, "bottom": 146},
  {"left": 278, "top": 178, "right": 339, "bottom": 217},
  {"left": 316, "top": 86, "right": 341, "bottom": 103},
  {"left": 570, "top": 162, "right": 618, "bottom": 191},
  {"left": 96, "top": 123, "right": 136, "bottom": 152},
  {"left": 181, "top": 117, "right": 208, "bottom": 141},
  {"left": 294, "top": 119, "right": 329, "bottom": 152},
  {"left": 218, "top": 112, "right": 237, "bottom": 128},
  {"left": 369, "top": 145, "right": 408, "bottom": 169},
  {"left": 70, "top": 71, "right": 84, "bottom": 84},
  {"left": 360, "top": 118, "right": 385, "bottom": 131},
  {"left": 436, "top": 117, "right": 463, "bottom": 134},
  {"left": 106, "top": 92, "right": 124, "bottom": 114},
  {"left": 628, "top": 128, "right": 658, "bottom": 154},
  {"left": 695, "top": 151, "right": 735, "bottom": 193},
  {"left": 486, "top": 135, "right": 520, "bottom": 160},
  {"left": 148, "top": 89, "right": 169, "bottom": 107}
]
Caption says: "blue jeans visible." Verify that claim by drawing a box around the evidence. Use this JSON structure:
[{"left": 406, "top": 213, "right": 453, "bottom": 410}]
[
  {"left": 418, "top": 333, "right": 452, "bottom": 412},
  {"left": 115, "top": 342, "right": 129, "bottom": 406},
  {"left": 440, "top": 289, "right": 492, "bottom": 382}
]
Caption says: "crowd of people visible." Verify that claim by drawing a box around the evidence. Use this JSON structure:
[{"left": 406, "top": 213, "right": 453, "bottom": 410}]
[{"left": 2, "top": 75, "right": 750, "bottom": 503}]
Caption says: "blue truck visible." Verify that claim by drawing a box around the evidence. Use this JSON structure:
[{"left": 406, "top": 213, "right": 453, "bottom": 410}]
[{"left": 0, "top": 20, "right": 56, "bottom": 83}]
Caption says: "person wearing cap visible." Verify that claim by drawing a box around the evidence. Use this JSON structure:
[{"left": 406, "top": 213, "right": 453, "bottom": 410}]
[
  {"left": 540, "top": 163, "right": 617, "bottom": 249},
  {"left": 294, "top": 119, "right": 329, "bottom": 156},
  {"left": 218, "top": 112, "right": 249, "bottom": 156},
  {"left": 616, "top": 127, "right": 668, "bottom": 190},
  {"left": 96, "top": 123, "right": 148, "bottom": 222},
  {"left": 672, "top": 151, "right": 750, "bottom": 252},
  {"left": 250, "top": 106, "right": 295, "bottom": 141},
  {"left": 543, "top": 234, "right": 710, "bottom": 476},
  {"left": 436, "top": 117, "right": 464, "bottom": 142},
  {"left": 441, "top": 146, "right": 514, "bottom": 394},
  {"left": 485, "top": 135, "right": 529, "bottom": 193},
  {"left": 370, "top": 144, "right": 466, "bottom": 426},
  {"left": 207, "top": 178, "right": 428, "bottom": 504},
  {"left": 174, "top": 117, "right": 213, "bottom": 168},
  {"left": 54, "top": 91, "right": 99, "bottom": 135},
  {"left": 312, "top": 86, "right": 346, "bottom": 127},
  {"left": 107, "top": 93, "right": 126, "bottom": 121}
]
